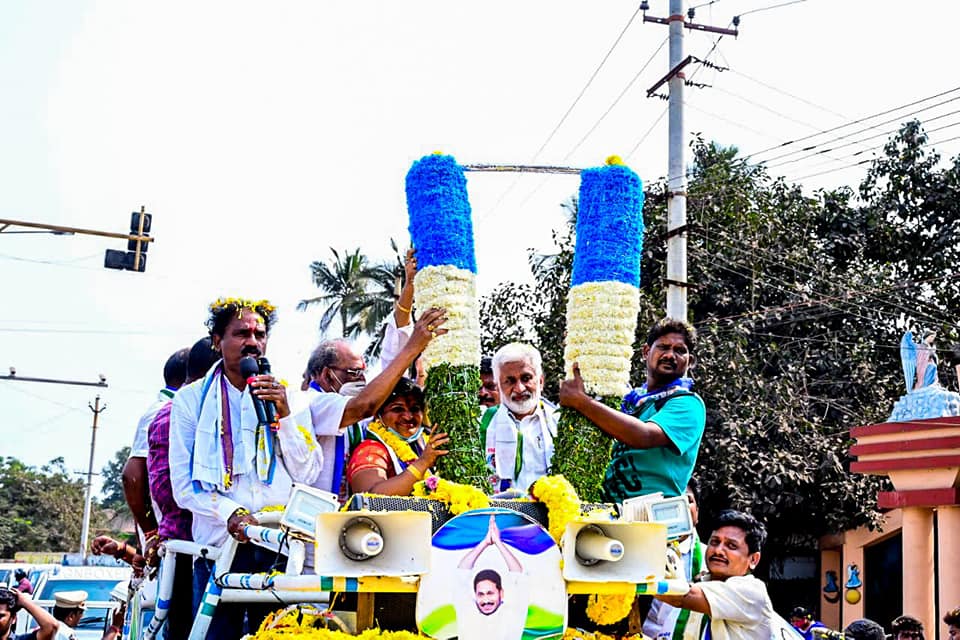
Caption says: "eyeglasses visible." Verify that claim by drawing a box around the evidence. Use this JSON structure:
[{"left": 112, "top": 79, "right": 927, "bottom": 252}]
[{"left": 330, "top": 366, "right": 366, "bottom": 380}]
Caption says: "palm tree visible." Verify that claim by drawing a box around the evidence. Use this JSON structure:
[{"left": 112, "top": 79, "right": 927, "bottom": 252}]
[{"left": 298, "top": 244, "right": 405, "bottom": 353}]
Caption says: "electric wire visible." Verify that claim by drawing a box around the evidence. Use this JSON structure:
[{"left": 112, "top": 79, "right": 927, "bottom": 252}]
[
  {"left": 563, "top": 36, "right": 669, "bottom": 161},
  {"left": 687, "top": 227, "right": 957, "bottom": 330},
  {"left": 478, "top": 3, "right": 645, "bottom": 221},
  {"left": 529, "top": 2, "right": 645, "bottom": 163},
  {"left": 760, "top": 107, "right": 960, "bottom": 168},
  {"left": 744, "top": 86, "right": 960, "bottom": 160}
]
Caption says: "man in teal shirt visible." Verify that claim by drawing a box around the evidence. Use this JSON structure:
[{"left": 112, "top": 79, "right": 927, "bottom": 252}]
[{"left": 559, "top": 317, "right": 705, "bottom": 501}]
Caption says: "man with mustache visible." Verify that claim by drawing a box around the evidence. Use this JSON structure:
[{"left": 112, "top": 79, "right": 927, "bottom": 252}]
[
  {"left": 485, "top": 343, "right": 557, "bottom": 493},
  {"left": 453, "top": 515, "right": 527, "bottom": 640},
  {"left": 169, "top": 298, "right": 324, "bottom": 640},
  {"left": 559, "top": 318, "right": 705, "bottom": 501},
  {"left": 653, "top": 510, "right": 782, "bottom": 640}
]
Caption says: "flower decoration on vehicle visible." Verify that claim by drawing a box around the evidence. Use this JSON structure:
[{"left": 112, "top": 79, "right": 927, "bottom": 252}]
[
  {"left": 406, "top": 153, "right": 487, "bottom": 490},
  {"left": 552, "top": 157, "right": 645, "bottom": 502}
]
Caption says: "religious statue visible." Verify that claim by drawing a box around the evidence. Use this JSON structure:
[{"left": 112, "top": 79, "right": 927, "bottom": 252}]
[
  {"left": 888, "top": 329, "right": 960, "bottom": 421},
  {"left": 901, "top": 330, "right": 940, "bottom": 391}
]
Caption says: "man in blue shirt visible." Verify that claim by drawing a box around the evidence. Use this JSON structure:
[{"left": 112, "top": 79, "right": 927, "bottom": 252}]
[{"left": 559, "top": 318, "right": 705, "bottom": 501}]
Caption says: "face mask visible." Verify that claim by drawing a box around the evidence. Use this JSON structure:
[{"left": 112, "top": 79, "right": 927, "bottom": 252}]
[
  {"left": 389, "top": 426, "right": 424, "bottom": 443},
  {"left": 338, "top": 381, "right": 366, "bottom": 397}
]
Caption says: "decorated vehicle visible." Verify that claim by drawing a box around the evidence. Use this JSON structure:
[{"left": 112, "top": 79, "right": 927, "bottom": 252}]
[{"left": 129, "top": 154, "right": 693, "bottom": 640}]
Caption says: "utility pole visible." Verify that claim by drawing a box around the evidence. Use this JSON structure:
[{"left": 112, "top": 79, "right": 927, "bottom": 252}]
[
  {"left": 80, "top": 395, "right": 106, "bottom": 560},
  {"left": 642, "top": 1, "right": 738, "bottom": 319},
  {"left": 666, "top": 0, "right": 687, "bottom": 320}
]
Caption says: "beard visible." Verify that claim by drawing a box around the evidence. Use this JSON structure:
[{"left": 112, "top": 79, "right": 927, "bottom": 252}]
[{"left": 502, "top": 390, "right": 539, "bottom": 415}]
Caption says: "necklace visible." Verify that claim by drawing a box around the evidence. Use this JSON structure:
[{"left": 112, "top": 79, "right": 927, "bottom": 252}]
[{"left": 366, "top": 420, "right": 419, "bottom": 463}]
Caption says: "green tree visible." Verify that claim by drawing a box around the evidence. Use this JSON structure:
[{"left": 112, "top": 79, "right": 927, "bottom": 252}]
[
  {"left": 298, "top": 243, "right": 407, "bottom": 358},
  {"left": 99, "top": 446, "right": 130, "bottom": 517},
  {"left": 0, "top": 457, "right": 90, "bottom": 556}
]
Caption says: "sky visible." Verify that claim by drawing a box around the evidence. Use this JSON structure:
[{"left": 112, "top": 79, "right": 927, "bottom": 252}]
[{"left": 3, "top": 0, "right": 960, "bottom": 500}]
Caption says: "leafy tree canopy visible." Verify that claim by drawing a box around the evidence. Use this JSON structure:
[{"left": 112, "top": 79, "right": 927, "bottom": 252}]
[{"left": 0, "top": 457, "right": 91, "bottom": 557}]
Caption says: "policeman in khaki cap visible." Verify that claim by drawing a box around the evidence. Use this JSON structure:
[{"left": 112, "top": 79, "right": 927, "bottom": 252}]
[{"left": 51, "top": 591, "right": 86, "bottom": 640}]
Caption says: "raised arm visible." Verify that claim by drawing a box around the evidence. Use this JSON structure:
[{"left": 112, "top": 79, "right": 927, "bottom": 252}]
[
  {"left": 558, "top": 363, "right": 669, "bottom": 449},
  {"left": 339, "top": 308, "right": 447, "bottom": 427},
  {"left": 16, "top": 590, "right": 60, "bottom": 640},
  {"left": 488, "top": 515, "right": 522, "bottom": 573}
]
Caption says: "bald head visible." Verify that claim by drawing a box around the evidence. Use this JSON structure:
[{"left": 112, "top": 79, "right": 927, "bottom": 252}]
[{"left": 308, "top": 339, "right": 366, "bottom": 392}]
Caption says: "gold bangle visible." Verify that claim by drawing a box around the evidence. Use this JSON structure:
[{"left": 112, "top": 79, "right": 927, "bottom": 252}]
[
  {"left": 407, "top": 464, "right": 423, "bottom": 480},
  {"left": 396, "top": 302, "right": 412, "bottom": 314}
]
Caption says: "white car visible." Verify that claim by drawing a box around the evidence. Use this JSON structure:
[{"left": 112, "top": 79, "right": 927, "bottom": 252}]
[{"left": 16, "top": 566, "right": 130, "bottom": 640}]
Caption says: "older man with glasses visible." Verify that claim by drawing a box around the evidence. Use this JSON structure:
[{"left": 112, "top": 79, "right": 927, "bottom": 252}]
[{"left": 299, "top": 307, "right": 448, "bottom": 500}]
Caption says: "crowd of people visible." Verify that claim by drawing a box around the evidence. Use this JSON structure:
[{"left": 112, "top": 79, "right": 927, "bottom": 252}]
[{"left": 7, "top": 252, "right": 956, "bottom": 640}]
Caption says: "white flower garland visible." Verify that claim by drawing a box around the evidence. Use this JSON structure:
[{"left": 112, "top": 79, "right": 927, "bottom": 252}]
[
  {"left": 414, "top": 264, "right": 480, "bottom": 369},
  {"left": 564, "top": 280, "right": 639, "bottom": 397}
]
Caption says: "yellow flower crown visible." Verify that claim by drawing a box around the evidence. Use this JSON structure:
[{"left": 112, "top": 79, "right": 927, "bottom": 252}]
[
  {"left": 206, "top": 297, "right": 278, "bottom": 334},
  {"left": 209, "top": 297, "right": 277, "bottom": 316}
]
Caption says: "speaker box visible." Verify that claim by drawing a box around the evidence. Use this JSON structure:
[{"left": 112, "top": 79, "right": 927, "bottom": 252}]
[
  {"left": 561, "top": 520, "right": 667, "bottom": 583},
  {"left": 313, "top": 510, "right": 433, "bottom": 577}
]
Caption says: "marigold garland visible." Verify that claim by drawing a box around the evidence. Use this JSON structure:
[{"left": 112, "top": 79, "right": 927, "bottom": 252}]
[
  {"left": 412, "top": 475, "right": 490, "bottom": 515},
  {"left": 530, "top": 475, "right": 581, "bottom": 543},
  {"left": 585, "top": 591, "right": 636, "bottom": 626},
  {"left": 366, "top": 420, "right": 423, "bottom": 466},
  {"left": 250, "top": 606, "right": 426, "bottom": 640}
]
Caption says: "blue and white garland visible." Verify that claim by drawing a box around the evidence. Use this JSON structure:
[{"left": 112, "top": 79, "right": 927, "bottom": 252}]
[
  {"left": 565, "top": 157, "right": 645, "bottom": 397},
  {"left": 405, "top": 152, "right": 487, "bottom": 489},
  {"left": 406, "top": 153, "right": 481, "bottom": 370}
]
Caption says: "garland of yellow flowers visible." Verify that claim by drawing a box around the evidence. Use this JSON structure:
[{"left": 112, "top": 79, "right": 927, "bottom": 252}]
[
  {"left": 249, "top": 606, "right": 644, "bottom": 640},
  {"left": 412, "top": 476, "right": 489, "bottom": 515},
  {"left": 531, "top": 476, "right": 633, "bottom": 627},
  {"left": 366, "top": 420, "right": 424, "bottom": 468},
  {"left": 209, "top": 296, "right": 277, "bottom": 316}
]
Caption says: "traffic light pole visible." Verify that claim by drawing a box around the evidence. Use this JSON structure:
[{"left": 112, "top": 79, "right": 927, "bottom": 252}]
[{"left": 0, "top": 217, "right": 154, "bottom": 246}]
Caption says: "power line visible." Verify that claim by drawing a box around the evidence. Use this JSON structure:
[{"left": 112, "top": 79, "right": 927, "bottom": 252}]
[
  {"left": 563, "top": 36, "right": 669, "bottom": 161},
  {"left": 743, "top": 85, "right": 960, "bottom": 160},
  {"left": 687, "top": 228, "right": 957, "bottom": 329},
  {"left": 727, "top": 68, "right": 848, "bottom": 119},
  {"left": 737, "top": 0, "right": 807, "bottom": 18},
  {"left": 529, "top": 3, "right": 645, "bottom": 162},
  {"left": 785, "top": 131, "right": 960, "bottom": 182},
  {"left": 775, "top": 132, "right": 960, "bottom": 182},
  {"left": 626, "top": 105, "right": 669, "bottom": 160},
  {"left": 759, "top": 105, "right": 960, "bottom": 167}
]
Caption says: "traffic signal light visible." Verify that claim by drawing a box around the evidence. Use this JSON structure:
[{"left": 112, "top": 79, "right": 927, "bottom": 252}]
[
  {"left": 103, "top": 207, "right": 151, "bottom": 272},
  {"left": 104, "top": 249, "right": 147, "bottom": 272},
  {"left": 127, "top": 210, "right": 151, "bottom": 253}
]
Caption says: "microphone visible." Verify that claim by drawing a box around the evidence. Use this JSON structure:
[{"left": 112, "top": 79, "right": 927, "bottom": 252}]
[
  {"left": 257, "top": 357, "right": 279, "bottom": 425},
  {"left": 239, "top": 356, "right": 270, "bottom": 427}
]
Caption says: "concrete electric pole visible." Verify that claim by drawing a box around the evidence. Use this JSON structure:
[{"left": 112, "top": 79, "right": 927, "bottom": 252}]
[
  {"left": 80, "top": 395, "right": 106, "bottom": 560},
  {"left": 642, "top": 1, "right": 738, "bottom": 320}
]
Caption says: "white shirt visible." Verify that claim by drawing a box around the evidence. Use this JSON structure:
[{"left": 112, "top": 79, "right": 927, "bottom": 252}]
[
  {"left": 643, "top": 537, "right": 704, "bottom": 640},
  {"left": 379, "top": 313, "right": 413, "bottom": 372},
  {"left": 169, "top": 375, "right": 324, "bottom": 546},
  {"left": 130, "top": 389, "right": 174, "bottom": 458},
  {"left": 485, "top": 402, "right": 557, "bottom": 492},
  {"left": 698, "top": 575, "right": 776, "bottom": 640},
  {"left": 295, "top": 387, "right": 350, "bottom": 495}
]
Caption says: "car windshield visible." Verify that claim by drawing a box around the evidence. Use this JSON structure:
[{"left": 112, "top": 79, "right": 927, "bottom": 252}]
[{"left": 0, "top": 570, "right": 10, "bottom": 583}]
